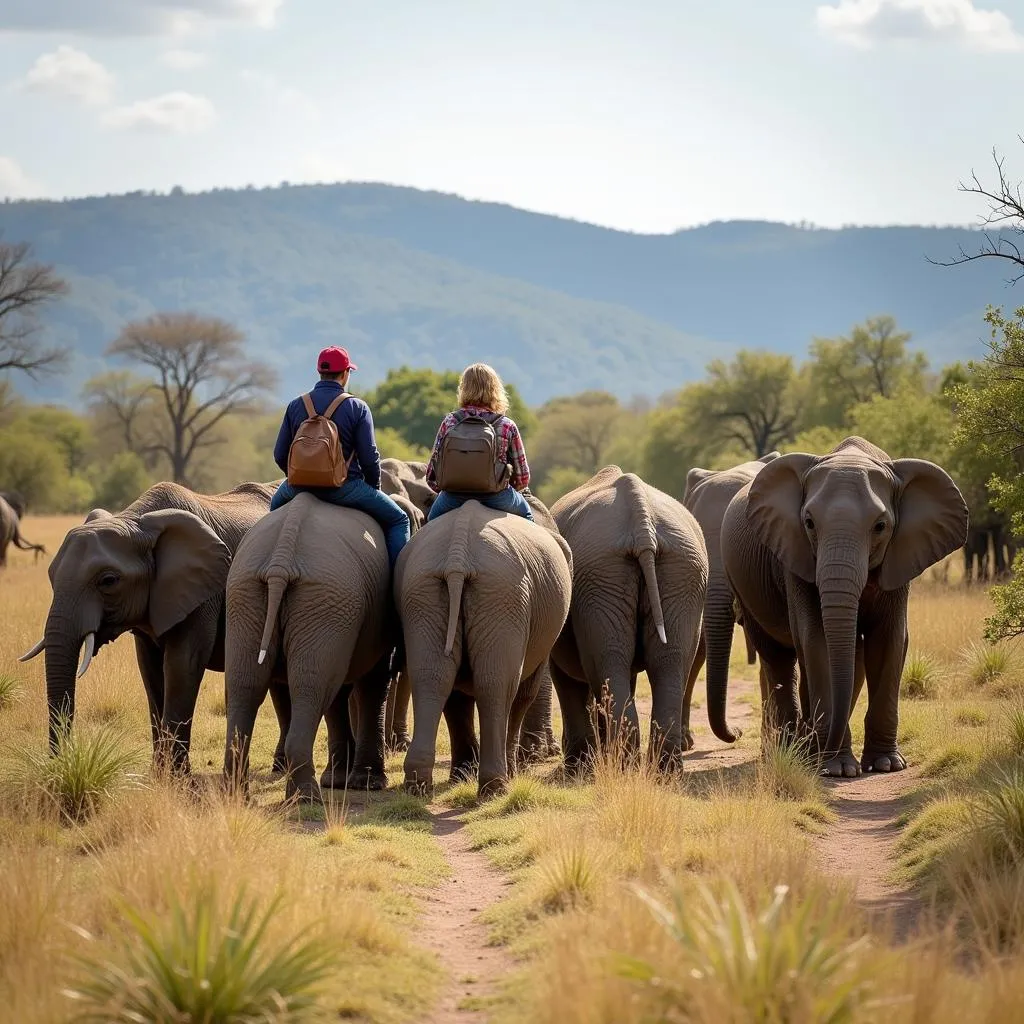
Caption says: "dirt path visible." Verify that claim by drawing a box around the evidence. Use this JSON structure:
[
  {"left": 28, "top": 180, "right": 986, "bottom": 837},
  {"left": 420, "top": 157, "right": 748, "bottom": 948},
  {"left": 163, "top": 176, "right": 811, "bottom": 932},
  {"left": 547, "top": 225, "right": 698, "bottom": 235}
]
[
  {"left": 818, "top": 767, "right": 922, "bottom": 939},
  {"left": 419, "top": 806, "right": 515, "bottom": 1024}
]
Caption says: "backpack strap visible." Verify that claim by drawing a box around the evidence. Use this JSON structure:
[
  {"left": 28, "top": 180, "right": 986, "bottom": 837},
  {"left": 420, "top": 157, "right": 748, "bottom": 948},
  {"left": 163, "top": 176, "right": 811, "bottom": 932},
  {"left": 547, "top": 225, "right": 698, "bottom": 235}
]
[
  {"left": 301, "top": 393, "right": 316, "bottom": 418},
  {"left": 323, "top": 392, "right": 352, "bottom": 419}
]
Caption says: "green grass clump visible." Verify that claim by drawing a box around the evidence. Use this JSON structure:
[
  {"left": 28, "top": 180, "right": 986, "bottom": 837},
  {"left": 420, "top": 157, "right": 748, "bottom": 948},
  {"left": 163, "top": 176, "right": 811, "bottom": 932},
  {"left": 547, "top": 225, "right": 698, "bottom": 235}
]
[
  {"left": 972, "top": 765, "right": 1024, "bottom": 861},
  {"left": 901, "top": 652, "right": 938, "bottom": 699},
  {"left": 618, "top": 875, "right": 878, "bottom": 1023},
  {"left": 65, "top": 885, "right": 335, "bottom": 1022},
  {"left": 965, "top": 641, "right": 1011, "bottom": 688},
  {"left": 538, "top": 844, "right": 601, "bottom": 913},
  {"left": 0, "top": 675, "right": 19, "bottom": 711},
  {"left": 15, "top": 723, "right": 140, "bottom": 823},
  {"left": 361, "top": 793, "right": 432, "bottom": 828},
  {"left": 756, "top": 732, "right": 824, "bottom": 803},
  {"left": 1007, "top": 702, "right": 1024, "bottom": 758}
]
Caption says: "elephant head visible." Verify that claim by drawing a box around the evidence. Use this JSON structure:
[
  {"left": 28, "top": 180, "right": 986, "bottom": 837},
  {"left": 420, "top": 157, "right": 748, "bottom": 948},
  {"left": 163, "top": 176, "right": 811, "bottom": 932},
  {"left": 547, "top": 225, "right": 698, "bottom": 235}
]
[
  {"left": 20, "top": 508, "right": 231, "bottom": 752},
  {"left": 746, "top": 436, "right": 967, "bottom": 756}
]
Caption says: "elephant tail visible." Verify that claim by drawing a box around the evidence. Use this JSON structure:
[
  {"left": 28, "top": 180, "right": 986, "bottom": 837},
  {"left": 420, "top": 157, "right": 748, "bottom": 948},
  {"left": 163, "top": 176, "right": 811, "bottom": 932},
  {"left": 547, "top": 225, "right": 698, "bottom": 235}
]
[
  {"left": 624, "top": 473, "right": 667, "bottom": 644},
  {"left": 444, "top": 571, "right": 465, "bottom": 657},
  {"left": 258, "top": 577, "right": 289, "bottom": 665},
  {"left": 257, "top": 496, "right": 306, "bottom": 665}
]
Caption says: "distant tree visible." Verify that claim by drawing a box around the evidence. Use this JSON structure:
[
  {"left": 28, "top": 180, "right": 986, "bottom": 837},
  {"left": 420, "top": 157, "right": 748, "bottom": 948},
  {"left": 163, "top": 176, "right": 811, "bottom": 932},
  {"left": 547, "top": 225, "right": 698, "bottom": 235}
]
[
  {"left": 530, "top": 391, "right": 621, "bottom": 480},
  {"left": 0, "top": 238, "right": 69, "bottom": 379},
  {"left": 83, "top": 370, "right": 161, "bottom": 467},
  {"left": 804, "top": 316, "right": 927, "bottom": 428},
  {"left": 103, "top": 313, "right": 277, "bottom": 485},
  {"left": 929, "top": 141, "right": 1024, "bottom": 283},
  {"left": 16, "top": 406, "right": 93, "bottom": 475},
  {"left": 681, "top": 350, "right": 803, "bottom": 458},
  {"left": 91, "top": 451, "right": 151, "bottom": 512}
]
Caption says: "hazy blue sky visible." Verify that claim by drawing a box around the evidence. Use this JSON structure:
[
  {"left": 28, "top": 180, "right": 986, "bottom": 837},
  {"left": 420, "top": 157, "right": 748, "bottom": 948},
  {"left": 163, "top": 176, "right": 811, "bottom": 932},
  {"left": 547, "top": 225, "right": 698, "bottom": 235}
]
[{"left": 1, "top": 1, "right": 1023, "bottom": 232}]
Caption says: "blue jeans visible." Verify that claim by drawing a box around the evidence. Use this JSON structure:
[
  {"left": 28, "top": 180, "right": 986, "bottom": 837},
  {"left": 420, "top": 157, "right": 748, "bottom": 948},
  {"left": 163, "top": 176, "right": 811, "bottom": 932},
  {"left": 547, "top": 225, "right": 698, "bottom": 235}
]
[
  {"left": 270, "top": 479, "right": 410, "bottom": 568},
  {"left": 427, "top": 487, "right": 535, "bottom": 523}
]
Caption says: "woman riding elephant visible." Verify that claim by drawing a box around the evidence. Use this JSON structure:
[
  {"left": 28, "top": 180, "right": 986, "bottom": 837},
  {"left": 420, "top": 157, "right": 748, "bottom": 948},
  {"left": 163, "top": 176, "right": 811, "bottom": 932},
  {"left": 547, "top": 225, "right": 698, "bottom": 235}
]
[
  {"left": 398, "top": 498, "right": 572, "bottom": 797},
  {"left": 223, "top": 492, "right": 395, "bottom": 803},
  {"left": 549, "top": 467, "right": 708, "bottom": 772},
  {"left": 721, "top": 436, "right": 967, "bottom": 777},
  {"left": 19, "top": 481, "right": 290, "bottom": 774}
]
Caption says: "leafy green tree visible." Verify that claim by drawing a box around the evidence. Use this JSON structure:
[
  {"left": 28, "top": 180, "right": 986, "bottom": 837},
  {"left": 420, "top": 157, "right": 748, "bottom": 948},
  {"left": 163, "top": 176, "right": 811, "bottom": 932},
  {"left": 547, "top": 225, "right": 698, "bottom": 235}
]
[
  {"left": 786, "top": 425, "right": 849, "bottom": 455},
  {"left": 17, "top": 406, "right": 93, "bottom": 475},
  {"left": 0, "top": 423, "right": 66, "bottom": 509},
  {"left": 91, "top": 452, "right": 151, "bottom": 512},
  {"left": 804, "top": 316, "right": 927, "bottom": 429},
  {"left": 641, "top": 396, "right": 713, "bottom": 497},
  {"left": 680, "top": 350, "right": 803, "bottom": 458},
  {"left": 950, "top": 305, "right": 1024, "bottom": 640},
  {"left": 529, "top": 391, "right": 621, "bottom": 482},
  {"left": 535, "top": 467, "right": 591, "bottom": 507},
  {"left": 375, "top": 426, "right": 431, "bottom": 463},
  {"left": 845, "top": 388, "right": 953, "bottom": 463}
]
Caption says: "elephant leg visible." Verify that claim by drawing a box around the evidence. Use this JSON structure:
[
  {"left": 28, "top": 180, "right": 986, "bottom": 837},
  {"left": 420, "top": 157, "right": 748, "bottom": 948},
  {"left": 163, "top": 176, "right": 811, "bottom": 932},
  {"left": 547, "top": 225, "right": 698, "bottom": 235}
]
[
  {"left": 224, "top": 678, "right": 270, "bottom": 797},
  {"left": 321, "top": 685, "right": 356, "bottom": 790},
  {"left": 345, "top": 656, "right": 389, "bottom": 790},
  {"left": 758, "top": 652, "right": 800, "bottom": 752},
  {"left": 519, "top": 662, "right": 558, "bottom": 762},
  {"left": 268, "top": 680, "right": 291, "bottom": 774},
  {"left": 680, "top": 631, "right": 705, "bottom": 752},
  {"left": 385, "top": 670, "right": 412, "bottom": 752},
  {"left": 550, "top": 658, "right": 597, "bottom": 775},
  {"left": 507, "top": 667, "right": 543, "bottom": 778},
  {"left": 404, "top": 636, "right": 458, "bottom": 797},
  {"left": 160, "top": 626, "right": 217, "bottom": 776},
  {"left": 647, "top": 615, "right": 701, "bottom": 772},
  {"left": 134, "top": 633, "right": 166, "bottom": 766},
  {"left": 474, "top": 680, "right": 516, "bottom": 798},
  {"left": 860, "top": 613, "right": 909, "bottom": 773},
  {"left": 443, "top": 690, "right": 479, "bottom": 782}
]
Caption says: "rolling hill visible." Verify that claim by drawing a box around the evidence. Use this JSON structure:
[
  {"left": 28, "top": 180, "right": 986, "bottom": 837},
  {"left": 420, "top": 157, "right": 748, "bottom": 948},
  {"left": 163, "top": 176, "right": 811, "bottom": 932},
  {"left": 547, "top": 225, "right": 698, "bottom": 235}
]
[{"left": 0, "top": 182, "right": 1017, "bottom": 406}]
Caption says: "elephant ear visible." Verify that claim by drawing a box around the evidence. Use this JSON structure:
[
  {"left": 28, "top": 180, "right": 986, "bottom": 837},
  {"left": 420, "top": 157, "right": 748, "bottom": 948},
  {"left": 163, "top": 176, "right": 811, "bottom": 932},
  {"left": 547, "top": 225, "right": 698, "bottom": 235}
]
[
  {"left": 879, "top": 459, "right": 969, "bottom": 591},
  {"left": 137, "top": 509, "right": 232, "bottom": 638},
  {"left": 745, "top": 452, "right": 819, "bottom": 583},
  {"left": 683, "top": 468, "right": 713, "bottom": 507}
]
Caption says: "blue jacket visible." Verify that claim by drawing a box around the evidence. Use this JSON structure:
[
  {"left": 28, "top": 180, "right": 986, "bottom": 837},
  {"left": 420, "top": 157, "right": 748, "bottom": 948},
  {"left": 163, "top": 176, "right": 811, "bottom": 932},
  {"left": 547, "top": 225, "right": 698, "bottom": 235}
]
[{"left": 273, "top": 381, "right": 382, "bottom": 488}]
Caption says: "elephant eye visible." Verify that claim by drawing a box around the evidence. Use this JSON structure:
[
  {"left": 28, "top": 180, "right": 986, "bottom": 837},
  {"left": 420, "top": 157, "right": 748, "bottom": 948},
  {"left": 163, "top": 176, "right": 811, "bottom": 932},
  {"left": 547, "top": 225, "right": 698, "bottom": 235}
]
[
  {"left": 97, "top": 572, "right": 120, "bottom": 588},
  {"left": 804, "top": 516, "right": 815, "bottom": 531},
  {"left": 874, "top": 521, "right": 887, "bottom": 534}
]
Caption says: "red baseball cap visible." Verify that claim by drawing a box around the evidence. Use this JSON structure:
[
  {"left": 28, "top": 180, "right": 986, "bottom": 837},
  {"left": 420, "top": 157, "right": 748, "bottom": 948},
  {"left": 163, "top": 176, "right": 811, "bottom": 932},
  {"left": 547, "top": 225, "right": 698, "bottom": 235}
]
[{"left": 317, "top": 346, "right": 357, "bottom": 373}]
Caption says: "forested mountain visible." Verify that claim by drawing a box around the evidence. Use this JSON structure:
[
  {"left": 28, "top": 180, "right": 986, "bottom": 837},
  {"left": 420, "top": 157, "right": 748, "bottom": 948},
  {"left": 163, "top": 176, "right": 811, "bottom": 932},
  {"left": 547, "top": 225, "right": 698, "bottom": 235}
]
[{"left": 0, "top": 182, "right": 1014, "bottom": 405}]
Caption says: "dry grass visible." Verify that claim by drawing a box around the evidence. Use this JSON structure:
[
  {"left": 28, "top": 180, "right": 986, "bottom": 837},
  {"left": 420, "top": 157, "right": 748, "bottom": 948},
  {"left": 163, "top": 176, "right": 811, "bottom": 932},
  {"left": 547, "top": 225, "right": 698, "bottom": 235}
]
[{"left": 7, "top": 516, "right": 1024, "bottom": 1022}]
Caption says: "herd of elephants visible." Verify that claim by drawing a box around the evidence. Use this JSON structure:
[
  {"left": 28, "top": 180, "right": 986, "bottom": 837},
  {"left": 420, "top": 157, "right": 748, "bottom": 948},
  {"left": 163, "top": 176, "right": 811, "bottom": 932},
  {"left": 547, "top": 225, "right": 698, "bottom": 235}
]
[{"left": 5, "top": 435, "right": 974, "bottom": 799}]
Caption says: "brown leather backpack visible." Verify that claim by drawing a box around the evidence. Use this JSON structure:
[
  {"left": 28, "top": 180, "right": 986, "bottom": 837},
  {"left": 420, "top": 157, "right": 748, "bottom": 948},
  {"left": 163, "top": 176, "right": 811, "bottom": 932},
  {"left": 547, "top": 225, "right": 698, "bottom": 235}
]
[
  {"left": 286, "top": 392, "right": 354, "bottom": 488},
  {"left": 434, "top": 410, "right": 511, "bottom": 495}
]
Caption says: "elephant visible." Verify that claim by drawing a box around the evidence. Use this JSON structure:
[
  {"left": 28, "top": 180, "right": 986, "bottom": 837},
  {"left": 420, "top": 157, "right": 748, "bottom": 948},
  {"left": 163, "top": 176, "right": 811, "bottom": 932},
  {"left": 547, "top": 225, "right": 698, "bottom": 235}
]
[
  {"left": 0, "top": 490, "right": 27, "bottom": 520},
  {"left": 223, "top": 492, "right": 394, "bottom": 802},
  {"left": 380, "top": 458, "right": 435, "bottom": 519},
  {"left": 0, "top": 494, "right": 46, "bottom": 568},
  {"left": 399, "top": 500, "right": 573, "bottom": 797},
  {"left": 549, "top": 467, "right": 708, "bottom": 772},
  {"left": 19, "top": 481, "right": 289, "bottom": 774},
  {"left": 680, "top": 453, "right": 780, "bottom": 748},
  {"left": 721, "top": 436, "right": 968, "bottom": 778}
]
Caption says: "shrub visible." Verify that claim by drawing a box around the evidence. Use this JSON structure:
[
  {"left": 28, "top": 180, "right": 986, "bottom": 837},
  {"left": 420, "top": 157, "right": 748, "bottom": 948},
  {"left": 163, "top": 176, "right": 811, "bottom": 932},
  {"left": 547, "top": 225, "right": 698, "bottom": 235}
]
[
  {"left": 64, "top": 885, "right": 335, "bottom": 1022},
  {"left": 972, "top": 764, "right": 1024, "bottom": 862},
  {"left": 964, "top": 641, "right": 1011, "bottom": 688},
  {"left": 901, "top": 651, "right": 938, "bottom": 699},
  {"left": 14, "top": 723, "right": 140, "bottom": 823}
]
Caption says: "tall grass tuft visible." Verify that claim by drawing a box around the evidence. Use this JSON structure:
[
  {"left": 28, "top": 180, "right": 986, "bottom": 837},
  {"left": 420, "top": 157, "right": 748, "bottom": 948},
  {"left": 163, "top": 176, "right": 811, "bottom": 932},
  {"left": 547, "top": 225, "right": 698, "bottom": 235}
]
[
  {"left": 972, "top": 764, "right": 1024, "bottom": 861},
  {"left": 539, "top": 843, "right": 600, "bottom": 913},
  {"left": 618, "top": 874, "right": 881, "bottom": 1023},
  {"left": 964, "top": 641, "right": 1011, "bottom": 688},
  {"left": 64, "top": 884, "right": 336, "bottom": 1023},
  {"left": 0, "top": 674, "right": 19, "bottom": 711},
  {"left": 1007, "top": 702, "right": 1024, "bottom": 759},
  {"left": 756, "top": 730, "right": 824, "bottom": 803},
  {"left": 901, "top": 651, "right": 937, "bottom": 699},
  {"left": 13, "top": 723, "right": 141, "bottom": 823}
]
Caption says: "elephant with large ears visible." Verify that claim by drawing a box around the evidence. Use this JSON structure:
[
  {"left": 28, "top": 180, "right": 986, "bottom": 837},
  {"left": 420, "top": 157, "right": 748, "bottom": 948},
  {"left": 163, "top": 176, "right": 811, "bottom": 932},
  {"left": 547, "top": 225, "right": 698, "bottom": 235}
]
[
  {"left": 681, "top": 453, "right": 780, "bottom": 747},
  {"left": 398, "top": 500, "right": 573, "bottom": 798},
  {"left": 549, "top": 467, "right": 708, "bottom": 772},
  {"left": 223, "top": 492, "right": 394, "bottom": 803},
  {"left": 721, "top": 436, "right": 968, "bottom": 777},
  {"left": 19, "top": 481, "right": 290, "bottom": 773}
]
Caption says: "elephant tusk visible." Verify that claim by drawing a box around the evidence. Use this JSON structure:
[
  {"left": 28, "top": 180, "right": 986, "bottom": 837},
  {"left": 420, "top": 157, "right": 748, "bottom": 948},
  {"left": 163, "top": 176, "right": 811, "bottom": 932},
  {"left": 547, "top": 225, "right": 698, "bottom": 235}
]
[
  {"left": 258, "top": 649, "right": 267, "bottom": 665},
  {"left": 656, "top": 624, "right": 667, "bottom": 644},
  {"left": 77, "top": 633, "right": 96, "bottom": 680},
  {"left": 19, "top": 637, "right": 46, "bottom": 662}
]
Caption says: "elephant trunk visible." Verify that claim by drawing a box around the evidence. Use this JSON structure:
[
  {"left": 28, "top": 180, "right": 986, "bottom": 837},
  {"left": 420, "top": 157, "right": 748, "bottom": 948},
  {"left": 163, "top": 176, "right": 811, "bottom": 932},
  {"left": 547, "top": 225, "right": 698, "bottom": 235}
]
[
  {"left": 42, "top": 600, "right": 99, "bottom": 754},
  {"left": 817, "top": 537, "right": 868, "bottom": 758},
  {"left": 704, "top": 579, "right": 741, "bottom": 743}
]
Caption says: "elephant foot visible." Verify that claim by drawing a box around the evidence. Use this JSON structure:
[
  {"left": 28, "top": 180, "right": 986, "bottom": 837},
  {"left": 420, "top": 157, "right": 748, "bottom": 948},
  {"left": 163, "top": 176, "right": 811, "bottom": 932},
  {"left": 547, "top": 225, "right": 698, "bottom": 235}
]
[
  {"left": 478, "top": 776, "right": 508, "bottom": 799},
  {"left": 344, "top": 766, "right": 388, "bottom": 791},
  {"left": 820, "top": 752, "right": 862, "bottom": 778},
  {"left": 656, "top": 746, "right": 686, "bottom": 774},
  {"left": 404, "top": 775, "right": 433, "bottom": 798},
  {"left": 387, "top": 733, "right": 411, "bottom": 754},
  {"left": 860, "top": 745, "right": 907, "bottom": 773},
  {"left": 284, "top": 778, "right": 322, "bottom": 805},
  {"left": 680, "top": 727, "right": 695, "bottom": 753},
  {"left": 271, "top": 751, "right": 287, "bottom": 775}
]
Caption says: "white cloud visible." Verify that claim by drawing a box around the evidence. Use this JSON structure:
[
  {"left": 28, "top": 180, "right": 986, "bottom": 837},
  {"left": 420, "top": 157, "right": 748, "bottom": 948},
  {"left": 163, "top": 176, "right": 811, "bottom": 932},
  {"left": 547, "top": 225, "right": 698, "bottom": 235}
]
[
  {"left": 0, "top": 156, "right": 44, "bottom": 199},
  {"left": 20, "top": 45, "right": 115, "bottom": 106},
  {"left": 160, "top": 49, "right": 209, "bottom": 70},
  {"left": 102, "top": 91, "right": 217, "bottom": 133},
  {"left": 0, "top": 0, "right": 284, "bottom": 36},
  {"left": 816, "top": 0, "right": 1024, "bottom": 51}
]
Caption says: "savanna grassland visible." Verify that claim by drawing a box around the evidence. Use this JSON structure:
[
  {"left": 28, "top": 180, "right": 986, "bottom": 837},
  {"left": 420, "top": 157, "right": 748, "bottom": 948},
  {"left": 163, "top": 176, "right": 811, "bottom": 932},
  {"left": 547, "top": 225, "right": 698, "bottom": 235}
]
[{"left": 3, "top": 517, "right": 1024, "bottom": 1023}]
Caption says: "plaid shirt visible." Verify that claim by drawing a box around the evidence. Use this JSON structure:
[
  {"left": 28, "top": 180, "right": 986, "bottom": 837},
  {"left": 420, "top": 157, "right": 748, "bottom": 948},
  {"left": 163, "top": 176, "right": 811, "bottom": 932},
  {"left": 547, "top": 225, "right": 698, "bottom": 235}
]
[{"left": 426, "top": 406, "right": 531, "bottom": 493}]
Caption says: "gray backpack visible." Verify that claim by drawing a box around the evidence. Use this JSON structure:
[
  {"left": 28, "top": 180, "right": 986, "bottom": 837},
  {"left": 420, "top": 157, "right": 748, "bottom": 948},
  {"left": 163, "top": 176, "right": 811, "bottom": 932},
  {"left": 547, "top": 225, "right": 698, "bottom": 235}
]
[{"left": 434, "top": 411, "right": 511, "bottom": 495}]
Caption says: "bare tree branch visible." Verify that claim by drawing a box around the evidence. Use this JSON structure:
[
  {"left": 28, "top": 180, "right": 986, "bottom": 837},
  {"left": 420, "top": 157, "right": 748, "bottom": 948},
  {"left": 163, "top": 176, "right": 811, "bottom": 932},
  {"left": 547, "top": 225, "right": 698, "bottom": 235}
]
[{"left": 0, "top": 237, "right": 69, "bottom": 379}]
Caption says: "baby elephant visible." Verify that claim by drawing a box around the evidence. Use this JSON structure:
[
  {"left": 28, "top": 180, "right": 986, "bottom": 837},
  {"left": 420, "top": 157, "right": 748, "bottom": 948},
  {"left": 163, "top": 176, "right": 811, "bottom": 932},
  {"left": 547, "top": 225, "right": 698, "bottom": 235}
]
[
  {"left": 223, "top": 493, "right": 393, "bottom": 802},
  {"left": 398, "top": 500, "right": 573, "bottom": 798}
]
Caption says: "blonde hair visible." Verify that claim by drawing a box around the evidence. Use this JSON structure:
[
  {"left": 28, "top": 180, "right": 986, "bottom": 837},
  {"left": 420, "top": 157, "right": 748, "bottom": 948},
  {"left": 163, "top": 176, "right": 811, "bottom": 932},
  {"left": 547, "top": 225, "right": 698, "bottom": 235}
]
[{"left": 457, "top": 363, "right": 509, "bottom": 415}]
